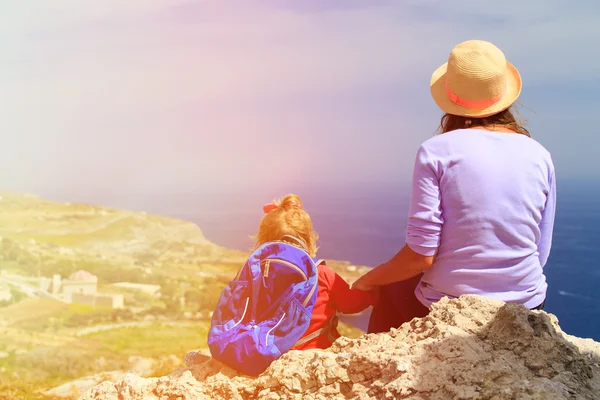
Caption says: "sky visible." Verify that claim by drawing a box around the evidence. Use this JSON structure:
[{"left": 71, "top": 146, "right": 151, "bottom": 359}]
[{"left": 1, "top": 0, "right": 599, "bottom": 202}]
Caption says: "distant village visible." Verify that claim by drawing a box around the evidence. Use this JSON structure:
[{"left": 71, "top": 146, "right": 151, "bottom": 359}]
[{"left": 0, "top": 269, "right": 161, "bottom": 309}]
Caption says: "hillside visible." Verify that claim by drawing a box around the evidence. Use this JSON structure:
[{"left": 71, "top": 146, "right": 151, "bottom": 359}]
[
  {"left": 0, "top": 192, "right": 247, "bottom": 281},
  {"left": 0, "top": 193, "right": 368, "bottom": 399}
]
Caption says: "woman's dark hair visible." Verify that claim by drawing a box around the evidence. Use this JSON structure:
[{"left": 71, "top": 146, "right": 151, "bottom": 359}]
[{"left": 437, "top": 107, "right": 530, "bottom": 137}]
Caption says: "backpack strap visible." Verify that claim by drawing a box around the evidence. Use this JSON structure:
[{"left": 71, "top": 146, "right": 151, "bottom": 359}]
[
  {"left": 293, "top": 314, "right": 338, "bottom": 348},
  {"left": 293, "top": 258, "right": 337, "bottom": 348},
  {"left": 235, "top": 238, "right": 310, "bottom": 281},
  {"left": 280, "top": 235, "right": 309, "bottom": 252}
]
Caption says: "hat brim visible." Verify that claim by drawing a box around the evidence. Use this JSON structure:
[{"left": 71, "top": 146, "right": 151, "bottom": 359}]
[{"left": 430, "top": 61, "right": 522, "bottom": 118}]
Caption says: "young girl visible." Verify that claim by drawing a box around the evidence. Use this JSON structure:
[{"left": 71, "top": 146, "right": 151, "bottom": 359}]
[
  {"left": 185, "top": 194, "right": 378, "bottom": 370},
  {"left": 257, "top": 194, "right": 378, "bottom": 350}
]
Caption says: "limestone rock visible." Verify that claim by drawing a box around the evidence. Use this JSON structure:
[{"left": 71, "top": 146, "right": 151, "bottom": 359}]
[{"left": 80, "top": 295, "right": 600, "bottom": 400}]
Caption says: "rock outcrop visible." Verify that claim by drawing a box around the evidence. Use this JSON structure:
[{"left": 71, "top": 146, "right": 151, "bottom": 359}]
[{"left": 81, "top": 295, "right": 600, "bottom": 400}]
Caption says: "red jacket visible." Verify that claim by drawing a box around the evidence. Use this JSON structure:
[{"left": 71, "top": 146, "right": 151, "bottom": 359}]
[{"left": 293, "top": 262, "right": 378, "bottom": 350}]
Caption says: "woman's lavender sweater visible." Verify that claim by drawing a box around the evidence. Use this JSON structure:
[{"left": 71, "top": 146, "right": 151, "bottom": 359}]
[{"left": 406, "top": 128, "right": 556, "bottom": 309}]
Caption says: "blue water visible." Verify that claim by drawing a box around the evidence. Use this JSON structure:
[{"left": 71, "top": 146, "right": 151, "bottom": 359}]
[
  {"left": 82, "top": 180, "right": 600, "bottom": 340},
  {"left": 541, "top": 183, "right": 600, "bottom": 340}
]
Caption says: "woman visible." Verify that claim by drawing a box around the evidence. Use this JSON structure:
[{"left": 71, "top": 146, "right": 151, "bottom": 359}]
[{"left": 352, "top": 40, "right": 556, "bottom": 333}]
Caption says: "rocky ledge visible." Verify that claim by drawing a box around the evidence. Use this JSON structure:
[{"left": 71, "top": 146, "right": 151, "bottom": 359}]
[{"left": 81, "top": 295, "right": 600, "bottom": 400}]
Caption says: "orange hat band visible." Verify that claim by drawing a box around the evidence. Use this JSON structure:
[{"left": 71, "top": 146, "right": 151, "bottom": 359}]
[{"left": 444, "top": 80, "right": 507, "bottom": 111}]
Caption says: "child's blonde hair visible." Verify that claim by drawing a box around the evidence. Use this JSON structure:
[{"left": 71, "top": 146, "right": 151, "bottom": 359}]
[{"left": 253, "top": 194, "right": 319, "bottom": 257}]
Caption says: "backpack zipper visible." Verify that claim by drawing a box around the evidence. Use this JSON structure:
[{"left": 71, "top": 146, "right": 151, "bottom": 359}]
[
  {"left": 230, "top": 297, "right": 250, "bottom": 329},
  {"left": 263, "top": 260, "right": 271, "bottom": 278},
  {"left": 265, "top": 312, "right": 286, "bottom": 346},
  {"left": 267, "top": 258, "right": 307, "bottom": 280}
]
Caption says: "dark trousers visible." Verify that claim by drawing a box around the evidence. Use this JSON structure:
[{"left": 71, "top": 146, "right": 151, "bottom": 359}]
[
  {"left": 368, "top": 273, "right": 428, "bottom": 334},
  {"left": 367, "top": 273, "right": 546, "bottom": 334}
]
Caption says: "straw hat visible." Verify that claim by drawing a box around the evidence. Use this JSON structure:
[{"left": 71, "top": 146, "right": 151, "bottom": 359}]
[{"left": 430, "top": 40, "right": 522, "bottom": 118}]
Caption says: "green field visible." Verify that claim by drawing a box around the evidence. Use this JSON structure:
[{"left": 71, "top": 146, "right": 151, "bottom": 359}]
[{"left": 0, "top": 323, "right": 210, "bottom": 400}]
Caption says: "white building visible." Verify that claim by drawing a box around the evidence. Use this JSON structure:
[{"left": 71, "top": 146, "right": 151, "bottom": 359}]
[
  {"left": 40, "top": 270, "right": 123, "bottom": 308},
  {"left": 60, "top": 270, "right": 98, "bottom": 302},
  {"left": 40, "top": 270, "right": 99, "bottom": 302}
]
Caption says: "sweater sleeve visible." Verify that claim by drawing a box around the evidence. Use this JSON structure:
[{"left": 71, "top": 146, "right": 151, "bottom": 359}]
[
  {"left": 321, "top": 265, "right": 377, "bottom": 314},
  {"left": 537, "top": 165, "right": 556, "bottom": 268},
  {"left": 405, "top": 144, "right": 444, "bottom": 256}
]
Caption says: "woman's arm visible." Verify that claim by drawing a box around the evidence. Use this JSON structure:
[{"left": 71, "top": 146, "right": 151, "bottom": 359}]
[
  {"left": 351, "top": 245, "right": 434, "bottom": 291},
  {"left": 537, "top": 165, "right": 556, "bottom": 267},
  {"left": 353, "top": 144, "right": 443, "bottom": 291}
]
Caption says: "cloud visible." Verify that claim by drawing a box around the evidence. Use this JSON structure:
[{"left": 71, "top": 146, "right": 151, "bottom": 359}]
[{"left": 4, "top": 0, "right": 598, "bottom": 107}]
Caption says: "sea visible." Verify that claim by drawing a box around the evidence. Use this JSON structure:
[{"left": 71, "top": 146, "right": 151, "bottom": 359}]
[{"left": 81, "top": 180, "right": 600, "bottom": 341}]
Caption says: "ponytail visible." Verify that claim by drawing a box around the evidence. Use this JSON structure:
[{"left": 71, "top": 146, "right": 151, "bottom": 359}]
[{"left": 254, "top": 194, "right": 318, "bottom": 257}]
